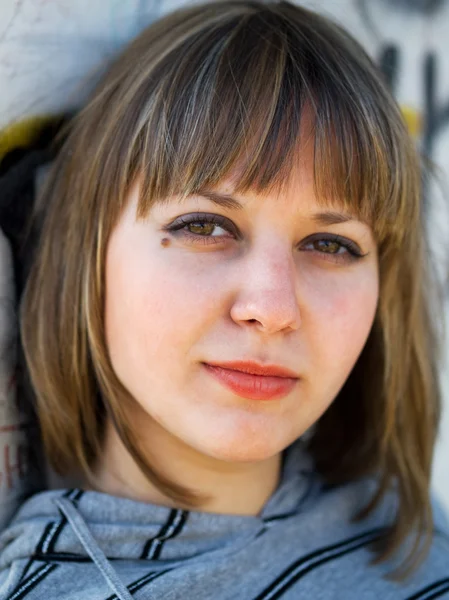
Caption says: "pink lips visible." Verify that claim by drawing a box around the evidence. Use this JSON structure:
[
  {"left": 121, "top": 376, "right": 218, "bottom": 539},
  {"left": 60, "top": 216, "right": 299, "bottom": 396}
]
[{"left": 203, "top": 362, "right": 298, "bottom": 401}]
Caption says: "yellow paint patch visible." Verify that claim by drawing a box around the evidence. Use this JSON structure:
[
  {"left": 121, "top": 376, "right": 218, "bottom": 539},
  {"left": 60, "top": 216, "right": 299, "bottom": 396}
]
[
  {"left": 0, "top": 115, "right": 60, "bottom": 163},
  {"left": 400, "top": 105, "right": 422, "bottom": 138}
]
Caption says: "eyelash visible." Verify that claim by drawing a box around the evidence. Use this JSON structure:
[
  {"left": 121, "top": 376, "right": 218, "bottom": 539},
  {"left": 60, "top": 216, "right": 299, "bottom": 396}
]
[{"left": 162, "top": 213, "right": 367, "bottom": 263}]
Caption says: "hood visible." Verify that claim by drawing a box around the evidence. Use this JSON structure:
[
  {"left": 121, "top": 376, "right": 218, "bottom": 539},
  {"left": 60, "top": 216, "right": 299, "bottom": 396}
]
[{"left": 0, "top": 436, "right": 318, "bottom": 568}]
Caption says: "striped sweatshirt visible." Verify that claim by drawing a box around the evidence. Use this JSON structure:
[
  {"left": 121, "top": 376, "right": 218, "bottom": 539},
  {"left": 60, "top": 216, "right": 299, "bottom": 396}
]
[{"left": 0, "top": 437, "right": 448, "bottom": 600}]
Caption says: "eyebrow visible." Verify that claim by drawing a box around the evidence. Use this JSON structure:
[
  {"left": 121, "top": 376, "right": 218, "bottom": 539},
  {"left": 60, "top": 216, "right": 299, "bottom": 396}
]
[
  {"left": 311, "top": 211, "right": 354, "bottom": 225},
  {"left": 197, "top": 191, "right": 244, "bottom": 210},
  {"left": 195, "top": 191, "right": 358, "bottom": 225}
]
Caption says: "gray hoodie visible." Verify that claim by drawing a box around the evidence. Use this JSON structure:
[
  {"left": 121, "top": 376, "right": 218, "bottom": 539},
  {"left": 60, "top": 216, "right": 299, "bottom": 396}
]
[{"left": 0, "top": 438, "right": 448, "bottom": 600}]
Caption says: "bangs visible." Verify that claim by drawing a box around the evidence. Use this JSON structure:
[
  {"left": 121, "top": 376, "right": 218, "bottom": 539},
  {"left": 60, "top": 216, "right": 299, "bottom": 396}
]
[{"left": 99, "top": 4, "right": 418, "bottom": 245}]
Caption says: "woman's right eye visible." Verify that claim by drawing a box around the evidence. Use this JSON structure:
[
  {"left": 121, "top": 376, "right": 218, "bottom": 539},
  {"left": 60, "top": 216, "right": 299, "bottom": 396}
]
[{"left": 162, "top": 213, "right": 238, "bottom": 245}]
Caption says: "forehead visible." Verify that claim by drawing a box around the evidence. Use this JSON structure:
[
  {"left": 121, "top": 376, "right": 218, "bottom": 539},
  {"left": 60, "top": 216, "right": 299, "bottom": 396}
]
[
  {"left": 206, "top": 131, "right": 352, "bottom": 217},
  {"left": 208, "top": 110, "right": 357, "bottom": 214},
  {"left": 227, "top": 106, "right": 317, "bottom": 190}
]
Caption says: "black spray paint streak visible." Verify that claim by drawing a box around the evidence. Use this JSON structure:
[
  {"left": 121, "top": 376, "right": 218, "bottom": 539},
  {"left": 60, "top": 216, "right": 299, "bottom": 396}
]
[
  {"left": 378, "top": 0, "right": 446, "bottom": 16},
  {"left": 378, "top": 45, "right": 449, "bottom": 160}
]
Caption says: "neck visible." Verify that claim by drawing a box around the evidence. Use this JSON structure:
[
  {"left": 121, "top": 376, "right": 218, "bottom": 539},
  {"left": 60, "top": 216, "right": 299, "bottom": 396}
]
[{"left": 89, "top": 419, "right": 282, "bottom": 517}]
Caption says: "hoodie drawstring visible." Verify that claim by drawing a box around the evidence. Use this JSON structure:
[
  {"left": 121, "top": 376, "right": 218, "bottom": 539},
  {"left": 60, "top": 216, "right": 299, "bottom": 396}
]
[{"left": 54, "top": 497, "right": 135, "bottom": 600}]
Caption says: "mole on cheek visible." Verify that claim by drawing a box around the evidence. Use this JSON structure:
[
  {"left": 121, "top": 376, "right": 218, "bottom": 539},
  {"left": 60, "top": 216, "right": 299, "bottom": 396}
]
[{"left": 161, "top": 237, "right": 171, "bottom": 247}]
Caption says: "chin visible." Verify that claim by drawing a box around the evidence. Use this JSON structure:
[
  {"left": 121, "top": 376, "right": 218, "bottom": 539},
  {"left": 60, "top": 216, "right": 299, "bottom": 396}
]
[{"left": 194, "top": 434, "right": 286, "bottom": 464}]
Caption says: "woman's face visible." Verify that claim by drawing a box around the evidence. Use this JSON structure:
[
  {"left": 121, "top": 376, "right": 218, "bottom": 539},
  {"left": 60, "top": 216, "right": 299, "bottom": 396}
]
[{"left": 104, "top": 146, "right": 379, "bottom": 464}]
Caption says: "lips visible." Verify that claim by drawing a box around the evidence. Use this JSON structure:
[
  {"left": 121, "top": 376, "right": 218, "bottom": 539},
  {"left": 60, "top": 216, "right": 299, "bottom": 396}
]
[
  {"left": 202, "top": 361, "right": 298, "bottom": 401},
  {"left": 205, "top": 360, "right": 299, "bottom": 378}
]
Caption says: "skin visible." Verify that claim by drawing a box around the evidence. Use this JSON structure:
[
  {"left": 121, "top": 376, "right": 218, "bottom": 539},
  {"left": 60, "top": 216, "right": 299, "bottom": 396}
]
[{"left": 95, "top": 140, "right": 379, "bottom": 516}]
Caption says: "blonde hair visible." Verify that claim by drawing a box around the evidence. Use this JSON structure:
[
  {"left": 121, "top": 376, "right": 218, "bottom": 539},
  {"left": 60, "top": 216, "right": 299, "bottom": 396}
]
[{"left": 20, "top": 0, "right": 443, "bottom": 581}]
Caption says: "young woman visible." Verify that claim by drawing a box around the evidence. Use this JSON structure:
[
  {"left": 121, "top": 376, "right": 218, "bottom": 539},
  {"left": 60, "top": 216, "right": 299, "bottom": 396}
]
[{"left": 0, "top": 1, "right": 448, "bottom": 598}]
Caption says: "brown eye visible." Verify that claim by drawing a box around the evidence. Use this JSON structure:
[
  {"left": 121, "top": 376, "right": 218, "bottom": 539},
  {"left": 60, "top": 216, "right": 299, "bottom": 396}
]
[
  {"left": 300, "top": 233, "right": 366, "bottom": 265},
  {"left": 162, "top": 212, "right": 239, "bottom": 246},
  {"left": 187, "top": 222, "right": 216, "bottom": 236},
  {"left": 313, "top": 239, "right": 343, "bottom": 254}
]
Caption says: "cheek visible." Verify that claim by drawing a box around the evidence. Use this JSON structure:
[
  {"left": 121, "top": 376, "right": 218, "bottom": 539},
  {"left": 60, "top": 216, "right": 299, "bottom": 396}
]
[
  {"left": 104, "top": 240, "right": 226, "bottom": 368},
  {"left": 304, "top": 267, "right": 379, "bottom": 367}
]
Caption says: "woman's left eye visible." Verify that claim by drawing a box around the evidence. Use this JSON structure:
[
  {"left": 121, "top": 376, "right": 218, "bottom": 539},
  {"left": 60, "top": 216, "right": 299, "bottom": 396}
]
[{"left": 301, "top": 235, "right": 364, "bottom": 259}]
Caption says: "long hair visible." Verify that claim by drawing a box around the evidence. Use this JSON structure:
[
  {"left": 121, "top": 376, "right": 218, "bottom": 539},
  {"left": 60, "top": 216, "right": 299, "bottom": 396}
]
[{"left": 19, "top": 0, "right": 443, "bottom": 581}]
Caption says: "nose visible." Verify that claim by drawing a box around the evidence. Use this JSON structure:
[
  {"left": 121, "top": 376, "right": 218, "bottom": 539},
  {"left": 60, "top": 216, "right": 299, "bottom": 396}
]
[{"left": 230, "top": 241, "right": 302, "bottom": 334}]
